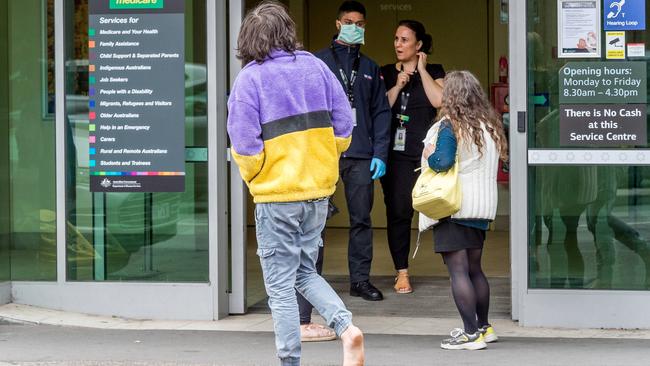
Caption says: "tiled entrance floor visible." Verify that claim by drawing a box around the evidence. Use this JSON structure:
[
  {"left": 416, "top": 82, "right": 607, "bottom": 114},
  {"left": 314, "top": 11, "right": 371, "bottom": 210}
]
[{"left": 247, "top": 228, "right": 510, "bottom": 317}]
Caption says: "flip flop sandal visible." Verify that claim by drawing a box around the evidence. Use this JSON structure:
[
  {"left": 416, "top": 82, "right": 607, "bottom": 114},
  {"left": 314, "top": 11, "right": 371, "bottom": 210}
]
[
  {"left": 301, "top": 323, "right": 337, "bottom": 342},
  {"left": 394, "top": 271, "right": 413, "bottom": 294}
]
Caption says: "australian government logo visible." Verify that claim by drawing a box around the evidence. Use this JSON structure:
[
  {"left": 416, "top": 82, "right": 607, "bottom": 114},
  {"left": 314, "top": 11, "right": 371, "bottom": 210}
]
[
  {"left": 98, "top": 178, "right": 142, "bottom": 189},
  {"left": 112, "top": 180, "right": 142, "bottom": 189}
]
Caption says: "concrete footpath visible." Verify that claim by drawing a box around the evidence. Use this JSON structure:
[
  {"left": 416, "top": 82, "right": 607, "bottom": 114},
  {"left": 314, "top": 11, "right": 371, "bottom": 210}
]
[{"left": 1, "top": 304, "right": 650, "bottom": 366}]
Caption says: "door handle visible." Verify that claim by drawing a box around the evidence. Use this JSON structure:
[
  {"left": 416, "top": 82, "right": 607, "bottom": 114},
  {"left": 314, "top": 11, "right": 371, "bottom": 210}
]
[{"left": 517, "top": 111, "right": 526, "bottom": 133}]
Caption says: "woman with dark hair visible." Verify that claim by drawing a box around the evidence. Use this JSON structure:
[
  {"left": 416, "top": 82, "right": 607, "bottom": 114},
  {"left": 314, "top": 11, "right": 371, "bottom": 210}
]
[
  {"left": 423, "top": 70, "right": 508, "bottom": 350},
  {"left": 228, "top": 1, "right": 364, "bottom": 365},
  {"left": 380, "top": 20, "right": 445, "bottom": 294}
]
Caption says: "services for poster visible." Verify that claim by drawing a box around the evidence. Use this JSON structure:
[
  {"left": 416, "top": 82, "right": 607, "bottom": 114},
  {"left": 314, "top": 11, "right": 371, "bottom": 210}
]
[
  {"left": 88, "top": 0, "right": 185, "bottom": 192},
  {"left": 558, "top": 0, "right": 601, "bottom": 58}
]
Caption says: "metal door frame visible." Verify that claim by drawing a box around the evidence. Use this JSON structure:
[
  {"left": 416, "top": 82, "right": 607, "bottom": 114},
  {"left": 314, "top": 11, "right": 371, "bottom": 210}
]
[
  {"left": 0, "top": 283, "right": 9, "bottom": 305},
  {"left": 508, "top": 0, "right": 527, "bottom": 323},
  {"left": 228, "top": 0, "right": 248, "bottom": 315},
  {"left": 510, "top": 0, "right": 650, "bottom": 328}
]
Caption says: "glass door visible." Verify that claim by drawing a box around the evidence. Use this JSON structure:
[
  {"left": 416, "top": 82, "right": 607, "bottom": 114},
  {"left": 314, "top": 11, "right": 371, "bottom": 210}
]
[
  {"left": 0, "top": 0, "right": 9, "bottom": 288},
  {"left": 512, "top": 0, "right": 650, "bottom": 328},
  {"left": 64, "top": 0, "right": 209, "bottom": 283},
  {"left": 0, "top": 0, "right": 58, "bottom": 282},
  {"left": 11, "top": 0, "right": 230, "bottom": 321}
]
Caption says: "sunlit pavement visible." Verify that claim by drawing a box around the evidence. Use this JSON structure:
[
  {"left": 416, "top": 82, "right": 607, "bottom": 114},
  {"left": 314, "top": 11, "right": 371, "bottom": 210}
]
[{"left": 1, "top": 304, "right": 650, "bottom": 366}]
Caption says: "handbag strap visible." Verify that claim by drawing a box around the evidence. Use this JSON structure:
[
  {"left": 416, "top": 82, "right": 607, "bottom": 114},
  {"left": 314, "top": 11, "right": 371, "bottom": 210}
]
[{"left": 412, "top": 230, "right": 422, "bottom": 259}]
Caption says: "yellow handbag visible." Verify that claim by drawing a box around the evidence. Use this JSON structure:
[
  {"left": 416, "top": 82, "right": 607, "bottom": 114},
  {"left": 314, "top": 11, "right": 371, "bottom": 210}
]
[{"left": 411, "top": 156, "right": 461, "bottom": 220}]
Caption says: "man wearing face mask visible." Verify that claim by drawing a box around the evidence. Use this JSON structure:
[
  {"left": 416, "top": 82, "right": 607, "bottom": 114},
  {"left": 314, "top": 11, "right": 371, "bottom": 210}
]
[{"left": 313, "top": 0, "right": 391, "bottom": 302}]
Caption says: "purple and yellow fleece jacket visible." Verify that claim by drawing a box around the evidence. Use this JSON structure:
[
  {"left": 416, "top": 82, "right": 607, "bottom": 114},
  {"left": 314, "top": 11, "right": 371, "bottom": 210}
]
[{"left": 227, "top": 50, "right": 354, "bottom": 203}]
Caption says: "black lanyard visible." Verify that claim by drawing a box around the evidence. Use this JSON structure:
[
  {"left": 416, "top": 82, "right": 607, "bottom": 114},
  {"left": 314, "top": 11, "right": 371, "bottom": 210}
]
[
  {"left": 330, "top": 46, "right": 361, "bottom": 106},
  {"left": 397, "top": 64, "right": 413, "bottom": 125},
  {"left": 400, "top": 91, "right": 410, "bottom": 115},
  {"left": 399, "top": 64, "right": 413, "bottom": 113}
]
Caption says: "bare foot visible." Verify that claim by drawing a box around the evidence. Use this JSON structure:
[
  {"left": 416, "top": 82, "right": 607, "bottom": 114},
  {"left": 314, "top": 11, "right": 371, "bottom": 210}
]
[{"left": 341, "top": 324, "right": 364, "bottom": 366}]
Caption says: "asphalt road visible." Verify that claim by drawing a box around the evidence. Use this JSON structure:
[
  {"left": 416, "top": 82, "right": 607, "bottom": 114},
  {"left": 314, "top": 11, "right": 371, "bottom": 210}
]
[{"left": 1, "top": 322, "right": 649, "bottom": 366}]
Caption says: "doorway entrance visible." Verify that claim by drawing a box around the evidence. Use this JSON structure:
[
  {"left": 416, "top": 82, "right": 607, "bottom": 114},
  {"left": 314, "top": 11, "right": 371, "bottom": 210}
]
[{"left": 235, "top": 0, "right": 513, "bottom": 320}]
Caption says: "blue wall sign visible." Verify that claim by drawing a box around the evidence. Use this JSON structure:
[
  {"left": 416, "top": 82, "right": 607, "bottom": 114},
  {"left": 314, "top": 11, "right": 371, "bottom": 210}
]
[{"left": 604, "top": 0, "right": 646, "bottom": 30}]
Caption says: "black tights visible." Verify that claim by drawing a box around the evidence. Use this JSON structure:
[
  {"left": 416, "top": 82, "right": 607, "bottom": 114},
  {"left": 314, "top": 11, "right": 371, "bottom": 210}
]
[{"left": 442, "top": 248, "right": 490, "bottom": 334}]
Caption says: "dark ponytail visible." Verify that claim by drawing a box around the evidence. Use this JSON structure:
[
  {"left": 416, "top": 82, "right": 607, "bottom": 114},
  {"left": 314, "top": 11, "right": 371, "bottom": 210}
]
[{"left": 398, "top": 20, "right": 432, "bottom": 54}]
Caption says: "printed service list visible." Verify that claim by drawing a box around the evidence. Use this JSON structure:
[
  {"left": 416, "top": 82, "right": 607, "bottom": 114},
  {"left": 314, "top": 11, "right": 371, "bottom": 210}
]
[{"left": 89, "top": 0, "right": 185, "bottom": 192}]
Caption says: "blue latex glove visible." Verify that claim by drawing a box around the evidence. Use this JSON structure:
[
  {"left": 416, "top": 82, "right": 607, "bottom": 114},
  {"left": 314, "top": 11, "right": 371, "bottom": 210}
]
[{"left": 370, "top": 158, "right": 386, "bottom": 180}]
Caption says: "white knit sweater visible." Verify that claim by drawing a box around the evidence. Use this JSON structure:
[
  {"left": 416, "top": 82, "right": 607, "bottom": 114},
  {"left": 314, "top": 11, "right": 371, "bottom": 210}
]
[{"left": 419, "top": 120, "right": 499, "bottom": 230}]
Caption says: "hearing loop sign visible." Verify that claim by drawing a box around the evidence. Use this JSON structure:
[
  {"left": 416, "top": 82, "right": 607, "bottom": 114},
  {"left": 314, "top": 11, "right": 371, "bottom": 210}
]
[{"left": 604, "top": 0, "right": 646, "bottom": 30}]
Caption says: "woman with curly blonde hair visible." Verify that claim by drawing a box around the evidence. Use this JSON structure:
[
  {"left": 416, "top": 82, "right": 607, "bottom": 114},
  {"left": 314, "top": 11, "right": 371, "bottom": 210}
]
[{"left": 422, "top": 70, "right": 508, "bottom": 350}]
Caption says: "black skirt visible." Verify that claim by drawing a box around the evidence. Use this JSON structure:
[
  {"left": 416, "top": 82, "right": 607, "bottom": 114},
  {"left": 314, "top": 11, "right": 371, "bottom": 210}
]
[{"left": 433, "top": 219, "right": 486, "bottom": 253}]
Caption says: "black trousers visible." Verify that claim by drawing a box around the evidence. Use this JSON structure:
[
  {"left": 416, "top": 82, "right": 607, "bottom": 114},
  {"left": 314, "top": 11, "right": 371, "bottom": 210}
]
[
  {"left": 380, "top": 158, "right": 420, "bottom": 271},
  {"left": 297, "top": 231, "right": 325, "bottom": 324},
  {"left": 340, "top": 158, "right": 374, "bottom": 284}
]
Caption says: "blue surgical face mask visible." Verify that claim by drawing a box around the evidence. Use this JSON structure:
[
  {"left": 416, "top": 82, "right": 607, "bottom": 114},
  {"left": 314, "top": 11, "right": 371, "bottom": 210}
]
[{"left": 337, "top": 24, "right": 365, "bottom": 45}]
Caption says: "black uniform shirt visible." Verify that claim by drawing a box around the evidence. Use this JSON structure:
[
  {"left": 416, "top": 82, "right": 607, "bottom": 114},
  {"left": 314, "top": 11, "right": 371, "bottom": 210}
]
[
  {"left": 315, "top": 42, "right": 391, "bottom": 162},
  {"left": 381, "top": 63, "right": 445, "bottom": 161}
]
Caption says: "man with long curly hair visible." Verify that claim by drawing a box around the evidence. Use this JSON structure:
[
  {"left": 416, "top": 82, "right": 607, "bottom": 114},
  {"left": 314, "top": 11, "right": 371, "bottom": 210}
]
[{"left": 227, "top": 1, "right": 365, "bottom": 365}]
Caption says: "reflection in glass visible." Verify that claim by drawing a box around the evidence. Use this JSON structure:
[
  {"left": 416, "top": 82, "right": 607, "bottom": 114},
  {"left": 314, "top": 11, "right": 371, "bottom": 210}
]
[
  {"left": 527, "top": 1, "right": 649, "bottom": 148},
  {"left": 65, "top": 0, "right": 208, "bottom": 282},
  {"left": 0, "top": 1, "right": 8, "bottom": 282},
  {"left": 527, "top": 1, "right": 650, "bottom": 291},
  {"left": 530, "top": 165, "right": 650, "bottom": 290},
  {"left": 2, "top": 0, "right": 57, "bottom": 281}
]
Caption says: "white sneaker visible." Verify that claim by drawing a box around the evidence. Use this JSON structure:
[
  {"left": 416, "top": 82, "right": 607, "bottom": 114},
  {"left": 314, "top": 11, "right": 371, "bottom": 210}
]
[
  {"left": 478, "top": 324, "right": 499, "bottom": 343},
  {"left": 440, "top": 328, "right": 487, "bottom": 350}
]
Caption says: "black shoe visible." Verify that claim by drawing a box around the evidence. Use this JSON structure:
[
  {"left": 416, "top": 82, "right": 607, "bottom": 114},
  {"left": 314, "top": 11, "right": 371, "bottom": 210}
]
[{"left": 350, "top": 281, "right": 383, "bottom": 301}]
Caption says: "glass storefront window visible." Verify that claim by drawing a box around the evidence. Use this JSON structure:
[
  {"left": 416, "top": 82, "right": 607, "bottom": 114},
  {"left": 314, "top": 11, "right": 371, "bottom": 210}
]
[
  {"left": 0, "top": 0, "right": 8, "bottom": 282},
  {"left": 0, "top": 0, "right": 57, "bottom": 281},
  {"left": 528, "top": 1, "right": 650, "bottom": 290},
  {"left": 530, "top": 165, "right": 650, "bottom": 290},
  {"left": 65, "top": 0, "right": 208, "bottom": 282},
  {"left": 527, "top": 2, "right": 648, "bottom": 148}
]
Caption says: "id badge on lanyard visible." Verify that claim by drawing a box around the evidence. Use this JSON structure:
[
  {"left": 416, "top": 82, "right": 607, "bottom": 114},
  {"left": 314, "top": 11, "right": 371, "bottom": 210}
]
[
  {"left": 393, "top": 91, "right": 410, "bottom": 151},
  {"left": 351, "top": 107, "right": 357, "bottom": 127},
  {"left": 394, "top": 127, "right": 406, "bottom": 151}
]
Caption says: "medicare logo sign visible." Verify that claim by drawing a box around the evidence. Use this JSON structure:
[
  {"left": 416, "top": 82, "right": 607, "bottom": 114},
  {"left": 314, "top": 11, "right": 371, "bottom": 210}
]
[
  {"left": 110, "top": 0, "right": 164, "bottom": 9},
  {"left": 604, "top": 0, "right": 645, "bottom": 30}
]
